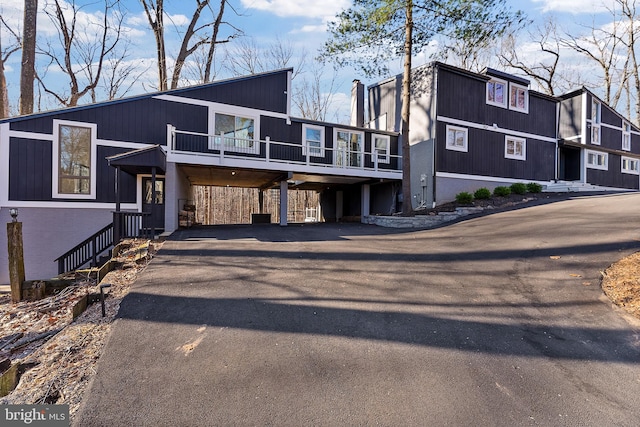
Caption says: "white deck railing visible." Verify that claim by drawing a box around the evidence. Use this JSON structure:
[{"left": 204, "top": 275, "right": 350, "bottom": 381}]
[{"left": 168, "top": 126, "right": 402, "bottom": 175}]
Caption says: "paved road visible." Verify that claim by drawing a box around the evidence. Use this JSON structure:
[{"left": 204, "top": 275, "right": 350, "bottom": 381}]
[{"left": 76, "top": 193, "right": 640, "bottom": 426}]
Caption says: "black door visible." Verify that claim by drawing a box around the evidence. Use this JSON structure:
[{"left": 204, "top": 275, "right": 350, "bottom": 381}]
[
  {"left": 559, "top": 146, "right": 581, "bottom": 181},
  {"left": 142, "top": 177, "right": 165, "bottom": 231}
]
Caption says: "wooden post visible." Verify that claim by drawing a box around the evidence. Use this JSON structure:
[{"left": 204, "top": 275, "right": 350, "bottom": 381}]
[{"left": 7, "top": 222, "right": 25, "bottom": 302}]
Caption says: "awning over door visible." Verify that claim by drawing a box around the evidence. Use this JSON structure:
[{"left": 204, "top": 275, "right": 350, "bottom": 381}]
[{"left": 107, "top": 145, "right": 166, "bottom": 175}]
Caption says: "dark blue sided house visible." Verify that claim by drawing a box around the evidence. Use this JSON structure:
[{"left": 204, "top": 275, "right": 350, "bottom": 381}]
[
  {"left": 368, "top": 62, "right": 559, "bottom": 208},
  {"left": 558, "top": 88, "right": 640, "bottom": 190},
  {"left": 0, "top": 69, "right": 401, "bottom": 283}
]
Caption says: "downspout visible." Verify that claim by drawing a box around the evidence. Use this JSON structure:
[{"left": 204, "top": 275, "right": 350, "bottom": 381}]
[
  {"left": 431, "top": 64, "right": 438, "bottom": 208},
  {"left": 555, "top": 100, "right": 559, "bottom": 182}
]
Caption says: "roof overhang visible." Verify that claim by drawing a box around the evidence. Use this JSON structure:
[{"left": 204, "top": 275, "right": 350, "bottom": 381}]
[{"left": 107, "top": 145, "right": 166, "bottom": 175}]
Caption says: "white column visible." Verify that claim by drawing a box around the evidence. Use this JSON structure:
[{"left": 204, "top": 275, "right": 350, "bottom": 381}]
[
  {"left": 361, "top": 184, "right": 370, "bottom": 223},
  {"left": 279, "top": 180, "right": 288, "bottom": 226}
]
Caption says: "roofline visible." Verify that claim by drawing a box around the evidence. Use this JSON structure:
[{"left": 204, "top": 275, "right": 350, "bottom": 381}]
[{"left": 0, "top": 68, "right": 294, "bottom": 124}]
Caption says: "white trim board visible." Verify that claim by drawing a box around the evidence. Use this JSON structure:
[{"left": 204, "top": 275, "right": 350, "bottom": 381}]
[
  {"left": 0, "top": 201, "right": 137, "bottom": 210},
  {"left": 436, "top": 171, "right": 548, "bottom": 185},
  {"left": 154, "top": 94, "right": 290, "bottom": 122},
  {"left": 436, "top": 115, "right": 557, "bottom": 143}
]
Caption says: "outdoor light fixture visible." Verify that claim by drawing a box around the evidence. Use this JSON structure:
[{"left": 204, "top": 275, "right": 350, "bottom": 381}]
[{"left": 9, "top": 208, "right": 18, "bottom": 222}]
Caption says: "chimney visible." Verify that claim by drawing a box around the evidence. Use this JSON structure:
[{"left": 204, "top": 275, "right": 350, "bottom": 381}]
[{"left": 350, "top": 79, "right": 364, "bottom": 128}]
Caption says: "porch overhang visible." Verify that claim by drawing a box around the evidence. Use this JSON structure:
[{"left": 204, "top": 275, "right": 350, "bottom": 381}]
[{"left": 107, "top": 145, "right": 166, "bottom": 175}]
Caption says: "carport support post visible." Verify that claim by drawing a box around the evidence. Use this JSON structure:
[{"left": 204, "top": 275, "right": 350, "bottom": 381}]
[
  {"left": 279, "top": 180, "right": 288, "bottom": 226},
  {"left": 361, "top": 184, "right": 370, "bottom": 223}
]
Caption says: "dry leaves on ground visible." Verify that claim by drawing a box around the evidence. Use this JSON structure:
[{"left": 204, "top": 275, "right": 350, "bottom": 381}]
[
  {"left": 602, "top": 251, "right": 640, "bottom": 320},
  {"left": 0, "top": 239, "right": 161, "bottom": 420}
]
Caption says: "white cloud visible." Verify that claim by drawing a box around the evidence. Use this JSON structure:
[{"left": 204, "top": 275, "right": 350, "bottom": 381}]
[
  {"left": 240, "top": 0, "right": 349, "bottom": 19},
  {"left": 531, "top": 0, "right": 613, "bottom": 14}
]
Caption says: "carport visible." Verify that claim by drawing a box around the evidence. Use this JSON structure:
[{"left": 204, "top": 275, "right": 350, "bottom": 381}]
[{"left": 175, "top": 164, "right": 394, "bottom": 226}]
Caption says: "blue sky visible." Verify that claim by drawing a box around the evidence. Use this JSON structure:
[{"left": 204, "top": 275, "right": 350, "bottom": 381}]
[{"left": 0, "top": 0, "right": 627, "bottom": 120}]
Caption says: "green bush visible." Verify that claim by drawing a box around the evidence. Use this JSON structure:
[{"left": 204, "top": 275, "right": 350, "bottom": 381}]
[
  {"left": 473, "top": 188, "right": 492, "bottom": 199},
  {"left": 493, "top": 186, "right": 511, "bottom": 197},
  {"left": 510, "top": 182, "right": 527, "bottom": 195},
  {"left": 455, "top": 191, "right": 474, "bottom": 204},
  {"left": 526, "top": 182, "right": 543, "bottom": 193}
]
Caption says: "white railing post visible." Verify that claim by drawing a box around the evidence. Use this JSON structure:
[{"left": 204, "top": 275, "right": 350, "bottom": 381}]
[
  {"left": 166, "top": 124, "right": 175, "bottom": 152},
  {"left": 306, "top": 142, "right": 310, "bottom": 166},
  {"left": 219, "top": 132, "right": 225, "bottom": 164},
  {"left": 374, "top": 149, "right": 379, "bottom": 171},
  {"left": 265, "top": 136, "right": 270, "bottom": 162}
]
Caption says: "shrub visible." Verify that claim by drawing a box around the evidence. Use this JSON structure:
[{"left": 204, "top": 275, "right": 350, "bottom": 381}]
[
  {"left": 526, "top": 182, "right": 543, "bottom": 193},
  {"left": 474, "top": 187, "right": 492, "bottom": 199},
  {"left": 493, "top": 186, "right": 511, "bottom": 197},
  {"left": 455, "top": 191, "right": 473, "bottom": 204},
  {"left": 510, "top": 182, "right": 527, "bottom": 195}
]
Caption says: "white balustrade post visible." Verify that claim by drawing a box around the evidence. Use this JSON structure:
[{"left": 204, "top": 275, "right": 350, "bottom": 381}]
[{"left": 266, "top": 136, "right": 270, "bottom": 162}]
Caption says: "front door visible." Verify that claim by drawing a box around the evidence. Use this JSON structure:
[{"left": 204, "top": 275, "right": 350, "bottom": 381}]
[{"left": 142, "top": 177, "right": 165, "bottom": 231}]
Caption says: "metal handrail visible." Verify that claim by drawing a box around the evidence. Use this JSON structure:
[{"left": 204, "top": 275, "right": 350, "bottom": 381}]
[{"left": 55, "top": 222, "right": 113, "bottom": 274}]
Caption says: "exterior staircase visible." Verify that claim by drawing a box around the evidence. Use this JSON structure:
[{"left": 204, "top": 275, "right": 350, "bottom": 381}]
[{"left": 543, "top": 181, "right": 626, "bottom": 193}]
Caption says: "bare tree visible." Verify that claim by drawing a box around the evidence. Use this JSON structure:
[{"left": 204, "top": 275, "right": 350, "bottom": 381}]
[
  {"left": 224, "top": 36, "right": 305, "bottom": 80},
  {"left": 141, "top": 0, "right": 166, "bottom": 90},
  {"left": 616, "top": 0, "right": 640, "bottom": 125},
  {"left": 499, "top": 18, "right": 565, "bottom": 96},
  {"left": 292, "top": 65, "right": 341, "bottom": 122},
  {"left": 561, "top": 14, "right": 628, "bottom": 111},
  {"left": 38, "top": 0, "right": 125, "bottom": 107},
  {"left": 19, "top": 0, "right": 37, "bottom": 115},
  {"left": 142, "top": 0, "right": 239, "bottom": 90},
  {"left": 101, "top": 41, "right": 150, "bottom": 100},
  {"left": 0, "top": 14, "right": 21, "bottom": 118}
]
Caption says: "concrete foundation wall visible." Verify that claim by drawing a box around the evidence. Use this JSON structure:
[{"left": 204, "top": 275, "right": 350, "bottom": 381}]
[
  {"left": 0, "top": 207, "right": 113, "bottom": 284},
  {"left": 436, "top": 176, "right": 520, "bottom": 205}
]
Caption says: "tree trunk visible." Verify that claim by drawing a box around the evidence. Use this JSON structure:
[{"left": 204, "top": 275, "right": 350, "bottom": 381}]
[
  {"left": 204, "top": 0, "right": 226, "bottom": 82},
  {"left": 401, "top": 1, "right": 413, "bottom": 215},
  {"left": 19, "top": 0, "right": 38, "bottom": 115},
  {"left": 142, "top": 0, "right": 167, "bottom": 91},
  {"left": 0, "top": 49, "right": 9, "bottom": 118}
]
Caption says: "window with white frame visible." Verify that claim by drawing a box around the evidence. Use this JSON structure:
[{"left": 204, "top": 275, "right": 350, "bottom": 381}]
[
  {"left": 486, "top": 78, "right": 507, "bottom": 108},
  {"left": 334, "top": 129, "right": 364, "bottom": 167},
  {"left": 211, "top": 112, "right": 257, "bottom": 153},
  {"left": 586, "top": 150, "right": 608, "bottom": 170},
  {"left": 53, "top": 120, "right": 97, "bottom": 199},
  {"left": 302, "top": 124, "right": 324, "bottom": 157},
  {"left": 509, "top": 83, "right": 529, "bottom": 113},
  {"left": 373, "top": 134, "right": 390, "bottom": 164},
  {"left": 591, "top": 99, "right": 601, "bottom": 145},
  {"left": 445, "top": 125, "right": 468, "bottom": 152},
  {"left": 621, "top": 156, "right": 639, "bottom": 174},
  {"left": 623, "top": 121, "right": 631, "bottom": 151},
  {"left": 505, "top": 136, "right": 526, "bottom": 160}
]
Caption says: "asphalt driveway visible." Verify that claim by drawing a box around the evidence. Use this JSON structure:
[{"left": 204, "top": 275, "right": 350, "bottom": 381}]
[{"left": 76, "top": 193, "right": 640, "bottom": 426}]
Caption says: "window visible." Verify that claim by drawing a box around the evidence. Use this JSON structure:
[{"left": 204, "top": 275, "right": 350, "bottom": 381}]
[
  {"left": 445, "top": 125, "right": 468, "bottom": 152},
  {"left": 53, "top": 120, "right": 96, "bottom": 199},
  {"left": 302, "top": 124, "right": 324, "bottom": 157},
  {"left": 505, "top": 136, "right": 526, "bottom": 160},
  {"left": 591, "top": 99, "right": 601, "bottom": 145},
  {"left": 509, "top": 83, "right": 529, "bottom": 113},
  {"left": 334, "top": 129, "right": 363, "bottom": 167},
  {"left": 486, "top": 78, "right": 507, "bottom": 108},
  {"left": 621, "top": 156, "right": 639, "bottom": 175},
  {"left": 211, "top": 113, "right": 257, "bottom": 153},
  {"left": 373, "top": 134, "right": 390, "bottom": 164},
  {"left": 623, "top": 121, "right": 631, "bottom": 151},
  {"left": 586, "top": 150, "right": 608, "bottom": 170}
]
